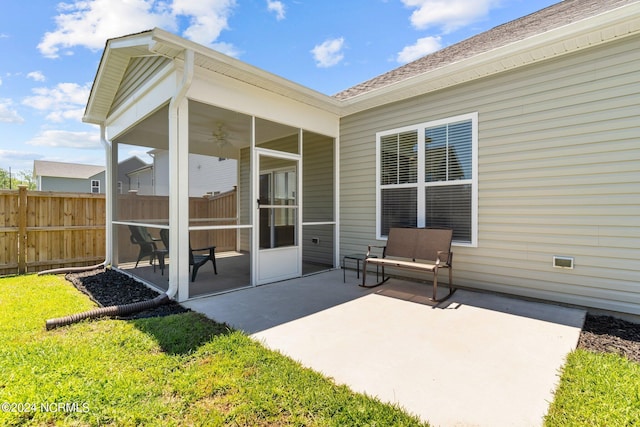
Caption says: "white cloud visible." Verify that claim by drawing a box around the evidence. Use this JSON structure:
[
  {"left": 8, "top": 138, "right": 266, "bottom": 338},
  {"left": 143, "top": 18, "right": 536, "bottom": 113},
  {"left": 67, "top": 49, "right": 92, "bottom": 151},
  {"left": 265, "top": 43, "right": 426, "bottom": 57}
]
[
  {"left": 0, "top": 99, "right": 25, "bottom": 124},
  {"left": 311, "top": 37, "right": 345, "bottom": 68},
  {"left": 27, "top": 71, "right": 46, "bottom": 82},
  {"left": 38, "top": 0, "right": 176, "bottom": 58},
  {"left": 172, "top": 0, "right": 237, "bottom": 47},
  {"left": 46, "top": 108, "right": 86, "bottom": 123},
  {"left": 267, "top": 0, "right": 286, "bottom": 20},
  {"left": 211, "top": 41, "right": 242, "bottom": 57},
  {"left": 0, "top": 149, "right": 43, "bottom": 165},
  {"left": 397, "top": 36, "right": 442, "bottom": 63},
  {"left": 38, "top": 0, "right": 239, "bottom": 58},
  {"left": 26, "top": 130, "right": 101, "bottom": 149},
  {"left": 401, "top": 0, "right": 500, "bottom": 33},
  {"left": 22, "top": 83, "right": 91, "bottom": 123}
]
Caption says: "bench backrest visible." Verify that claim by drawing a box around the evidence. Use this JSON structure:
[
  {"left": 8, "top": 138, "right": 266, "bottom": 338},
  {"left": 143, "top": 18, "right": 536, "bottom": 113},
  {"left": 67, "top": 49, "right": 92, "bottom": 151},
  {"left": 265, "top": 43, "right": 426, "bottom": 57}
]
[{"left": 385, "top": 228, "right": 453, "bottom": 262}]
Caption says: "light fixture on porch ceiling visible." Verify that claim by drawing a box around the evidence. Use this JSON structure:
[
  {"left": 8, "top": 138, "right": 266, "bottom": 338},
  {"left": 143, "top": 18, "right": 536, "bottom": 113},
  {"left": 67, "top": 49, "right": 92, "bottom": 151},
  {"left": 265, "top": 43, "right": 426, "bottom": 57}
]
[{"left": 212, "top": 122, "right": 228, "bottom": 149}]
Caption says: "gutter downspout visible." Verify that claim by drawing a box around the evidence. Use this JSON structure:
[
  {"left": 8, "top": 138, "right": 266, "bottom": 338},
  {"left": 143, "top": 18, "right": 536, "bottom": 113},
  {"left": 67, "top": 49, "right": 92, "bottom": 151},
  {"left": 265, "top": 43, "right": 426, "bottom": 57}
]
[
  {"left": 45, "top": 51, "right": 194, "bottom": 329},
  {"left": 39, "top": 124, "right": 113, "bottom": 275}
]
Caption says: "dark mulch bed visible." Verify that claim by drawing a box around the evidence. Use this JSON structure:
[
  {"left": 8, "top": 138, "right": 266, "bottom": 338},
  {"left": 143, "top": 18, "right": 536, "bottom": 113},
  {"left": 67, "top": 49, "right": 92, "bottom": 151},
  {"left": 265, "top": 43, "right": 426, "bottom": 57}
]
[
  {"left": 578, "top": 315, "right": 640, "bottom": 364},
  {"left": 65, "top": 268, "right": 640, "bottom": 363},
  {"left": 65, "top": 267, "right": 190, "bottom": 320}
]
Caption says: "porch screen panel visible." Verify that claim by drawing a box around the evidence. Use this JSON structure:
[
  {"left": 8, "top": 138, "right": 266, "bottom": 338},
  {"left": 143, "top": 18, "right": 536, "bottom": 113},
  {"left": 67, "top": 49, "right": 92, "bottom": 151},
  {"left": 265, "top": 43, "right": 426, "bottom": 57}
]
[
  {"left": 303, "top": 131, "right": 334, "bottom": 223},
  {"left": 302, "top": 224, "right": 334, "bottom": 274}
]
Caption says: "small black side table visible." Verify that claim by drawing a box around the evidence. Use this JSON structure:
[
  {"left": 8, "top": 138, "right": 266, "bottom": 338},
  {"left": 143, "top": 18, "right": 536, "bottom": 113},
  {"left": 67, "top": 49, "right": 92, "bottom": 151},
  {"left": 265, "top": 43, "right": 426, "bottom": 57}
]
[
  {"left": 342, "top": 254, "right": 377, "bottom": 283},
  {"left": 153, "top": 249, "right": 168, "bottom": 275}
]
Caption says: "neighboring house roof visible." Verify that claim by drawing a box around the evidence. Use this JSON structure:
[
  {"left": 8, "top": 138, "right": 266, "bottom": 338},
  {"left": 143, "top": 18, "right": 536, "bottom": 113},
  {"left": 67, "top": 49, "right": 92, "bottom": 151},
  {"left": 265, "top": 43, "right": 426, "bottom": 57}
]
[
  {"left": 334, "top": 0, "right": 638, "bottom": 101},
  {"left": 118, "top": 156, "right": 150, "bottom": 175},
  {"left": 127, "top": 163, "right": 153, "bottom": 176},
  {"left": 33, "top": 160, "right": 105, "bottom": 179}
]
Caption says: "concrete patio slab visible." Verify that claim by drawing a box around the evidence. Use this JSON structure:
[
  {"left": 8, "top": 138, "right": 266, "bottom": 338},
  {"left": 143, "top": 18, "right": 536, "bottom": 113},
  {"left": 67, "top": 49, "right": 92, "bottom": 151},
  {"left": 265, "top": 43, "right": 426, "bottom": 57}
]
[{"left": 183, "top": 270, "right": 586, "bottom": 427}]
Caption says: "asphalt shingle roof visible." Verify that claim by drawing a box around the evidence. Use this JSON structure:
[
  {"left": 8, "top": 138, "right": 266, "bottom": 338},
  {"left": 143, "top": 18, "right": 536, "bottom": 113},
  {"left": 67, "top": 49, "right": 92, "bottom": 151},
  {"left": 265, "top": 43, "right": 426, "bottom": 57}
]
[
  {"left": 33, "top": 160, "right": 105, "bottom": 179},
  {"left": 334, "top": 0, "right": 638, "bottom": 100}
]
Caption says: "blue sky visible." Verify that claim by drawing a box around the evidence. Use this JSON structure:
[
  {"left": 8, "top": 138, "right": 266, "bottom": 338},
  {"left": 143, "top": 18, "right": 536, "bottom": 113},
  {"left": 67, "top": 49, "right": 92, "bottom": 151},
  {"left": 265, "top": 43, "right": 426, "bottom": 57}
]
[{"left": 0, "top": 0, "right": 558, "bottom": 174}]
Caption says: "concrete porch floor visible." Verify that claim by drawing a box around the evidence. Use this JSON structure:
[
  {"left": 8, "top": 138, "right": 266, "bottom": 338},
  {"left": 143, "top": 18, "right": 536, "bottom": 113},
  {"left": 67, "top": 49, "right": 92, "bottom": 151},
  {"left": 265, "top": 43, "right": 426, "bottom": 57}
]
[{"left": 183, "top": 269, "right": 585, "bottom": 427}]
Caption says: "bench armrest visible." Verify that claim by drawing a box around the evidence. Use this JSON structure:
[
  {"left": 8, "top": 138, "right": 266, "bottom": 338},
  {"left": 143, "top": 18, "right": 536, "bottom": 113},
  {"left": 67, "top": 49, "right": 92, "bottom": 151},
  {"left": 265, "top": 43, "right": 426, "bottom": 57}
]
[
  {"left": 437, "top": 251, "right": 453, "bottom": 266},
  {"left": 367, "top": 245, "right": 386, "bottom": 258}
]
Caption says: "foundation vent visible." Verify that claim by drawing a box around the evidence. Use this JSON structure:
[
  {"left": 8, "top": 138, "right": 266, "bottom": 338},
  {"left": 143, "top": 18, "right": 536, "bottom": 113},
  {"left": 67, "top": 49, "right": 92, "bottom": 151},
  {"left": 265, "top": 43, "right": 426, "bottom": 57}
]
[{"left": 553, "top": 256, "right": 574, "bottom": 269}]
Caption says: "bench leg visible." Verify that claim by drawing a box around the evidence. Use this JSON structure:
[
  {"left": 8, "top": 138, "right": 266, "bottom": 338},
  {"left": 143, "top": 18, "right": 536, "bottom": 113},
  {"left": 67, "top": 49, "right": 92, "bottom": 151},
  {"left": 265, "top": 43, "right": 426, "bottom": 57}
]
[
  {"left": 429, "top": 267, "right": 456, "bottom": 302},
  {"left": 360, "top": 261, "right": 390, "bottom": 288}
]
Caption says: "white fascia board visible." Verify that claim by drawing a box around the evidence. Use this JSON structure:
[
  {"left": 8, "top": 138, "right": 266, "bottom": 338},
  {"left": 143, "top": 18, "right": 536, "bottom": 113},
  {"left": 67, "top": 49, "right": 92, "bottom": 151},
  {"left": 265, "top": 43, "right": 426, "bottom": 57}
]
[
  {"left": 340, "top": 2, "right": 640, "bottom": 116},
  {"left": 188, "top": 67, "right": 340, "bottom": 138},
  {"left": 83, "top": 32, "right": 156, "bottom": 124},
  {"left": 149, "top": 28, "right": 342, "bottom": 115}
]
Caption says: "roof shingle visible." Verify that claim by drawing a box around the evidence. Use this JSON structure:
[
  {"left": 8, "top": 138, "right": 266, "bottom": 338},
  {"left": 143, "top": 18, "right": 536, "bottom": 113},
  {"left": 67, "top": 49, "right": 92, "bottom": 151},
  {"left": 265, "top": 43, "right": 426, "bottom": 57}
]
[
  {"left": 334, "top": 0, "right": 637, "bottom": 100},
  {"left": 33, "top": 160, "right": 105, "bottom": 179}
]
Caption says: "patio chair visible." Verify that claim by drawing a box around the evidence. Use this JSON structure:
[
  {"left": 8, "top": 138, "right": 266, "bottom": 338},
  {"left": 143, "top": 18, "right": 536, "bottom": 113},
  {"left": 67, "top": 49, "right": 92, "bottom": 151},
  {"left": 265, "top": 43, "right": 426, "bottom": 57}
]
[
  {"left": 129, "top": 225, "right": 160, "bottom": 268},
  {"left": 159, "top": 229, "right": 218, "bottom": 281}
]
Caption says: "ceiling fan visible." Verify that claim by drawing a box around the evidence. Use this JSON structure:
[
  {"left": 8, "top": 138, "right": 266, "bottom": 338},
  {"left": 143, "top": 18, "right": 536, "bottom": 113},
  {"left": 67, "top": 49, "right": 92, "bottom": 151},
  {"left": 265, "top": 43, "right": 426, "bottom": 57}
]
[{"left": 212, "top": 122, "right": 228, "bottom": 149}]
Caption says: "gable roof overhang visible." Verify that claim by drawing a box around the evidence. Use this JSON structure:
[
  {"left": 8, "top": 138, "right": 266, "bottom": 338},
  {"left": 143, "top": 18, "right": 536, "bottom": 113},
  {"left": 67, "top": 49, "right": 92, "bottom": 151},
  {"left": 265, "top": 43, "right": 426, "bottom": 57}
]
[{"left": 83, "top": 28, "right": 342, "bottom": 126}]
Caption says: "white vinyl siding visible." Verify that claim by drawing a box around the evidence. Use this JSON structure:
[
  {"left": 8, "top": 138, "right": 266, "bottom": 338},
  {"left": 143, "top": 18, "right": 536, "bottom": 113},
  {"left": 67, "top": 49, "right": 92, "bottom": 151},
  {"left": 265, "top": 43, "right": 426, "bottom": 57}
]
[
  {"left": 340, "top": 35, "right": 640, "bottom": 315},
  {"left": 111, "top": 56, "right": 171, "bottom": 113},
  {"left": 377, "top": 113, "right": 477, "bottom": 244}
]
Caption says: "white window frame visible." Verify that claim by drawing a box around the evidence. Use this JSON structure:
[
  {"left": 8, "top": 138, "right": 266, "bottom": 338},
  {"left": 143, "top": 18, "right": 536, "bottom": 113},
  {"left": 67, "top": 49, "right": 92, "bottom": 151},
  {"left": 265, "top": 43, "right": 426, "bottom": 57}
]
[
  {"left": 376, "top": 112, "right": 478, "bottom": 247},
  {"left": 91, "top": 179, "right": 101, "bottom": 194}
]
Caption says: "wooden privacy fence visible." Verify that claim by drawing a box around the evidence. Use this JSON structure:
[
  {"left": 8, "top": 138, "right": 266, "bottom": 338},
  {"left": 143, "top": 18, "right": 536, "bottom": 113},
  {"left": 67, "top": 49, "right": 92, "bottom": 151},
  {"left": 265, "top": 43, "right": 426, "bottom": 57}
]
[
  {"left": 0, "top": 187, "right": 237, "bottom": 276},
  {"left": 117, "top": 190, "right": 238, "bottom": 262},
  {"left": 0, "top": 187, "right": 106, "bottom": 276}
]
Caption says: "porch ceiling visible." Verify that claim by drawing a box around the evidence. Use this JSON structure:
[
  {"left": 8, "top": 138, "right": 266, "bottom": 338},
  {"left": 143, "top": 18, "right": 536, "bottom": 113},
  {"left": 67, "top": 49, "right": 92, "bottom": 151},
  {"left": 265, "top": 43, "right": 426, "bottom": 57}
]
[{"left": 114, "top": 101, "right": 300, "bottom": 158}]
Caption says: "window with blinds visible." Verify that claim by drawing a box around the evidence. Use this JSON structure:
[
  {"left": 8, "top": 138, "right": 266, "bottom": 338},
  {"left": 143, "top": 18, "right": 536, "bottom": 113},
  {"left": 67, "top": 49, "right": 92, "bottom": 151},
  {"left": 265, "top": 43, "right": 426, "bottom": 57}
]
[{"left": 377, "top": 113, "right": 477, "bottom": 245}]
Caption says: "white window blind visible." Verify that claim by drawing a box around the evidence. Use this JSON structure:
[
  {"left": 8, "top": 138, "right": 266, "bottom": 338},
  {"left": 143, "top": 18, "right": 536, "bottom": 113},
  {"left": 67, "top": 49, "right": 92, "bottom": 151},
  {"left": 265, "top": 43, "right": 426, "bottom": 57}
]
[{"left": 377, "top": 113, "right": 477, "bottom": 245}]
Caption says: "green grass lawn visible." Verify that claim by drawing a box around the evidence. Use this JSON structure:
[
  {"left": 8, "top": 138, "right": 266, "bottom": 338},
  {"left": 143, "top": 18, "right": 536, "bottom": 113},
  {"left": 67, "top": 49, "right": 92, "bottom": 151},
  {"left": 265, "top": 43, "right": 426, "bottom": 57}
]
[
  {"left": 2, "top": 274, "right": 639, "bottom": 426},
  {"left": 0, "top": 274, "right": 425, "bottom": 427},
  {"left": 545, "top": 349, "right": 640, "bottom": 426}
]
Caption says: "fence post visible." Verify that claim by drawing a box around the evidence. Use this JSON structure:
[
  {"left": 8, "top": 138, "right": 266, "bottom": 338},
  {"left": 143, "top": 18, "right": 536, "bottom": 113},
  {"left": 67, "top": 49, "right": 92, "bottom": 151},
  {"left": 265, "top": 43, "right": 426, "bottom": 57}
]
[{"left": 17, "top": 185, "right": 27, "bottom": 274}]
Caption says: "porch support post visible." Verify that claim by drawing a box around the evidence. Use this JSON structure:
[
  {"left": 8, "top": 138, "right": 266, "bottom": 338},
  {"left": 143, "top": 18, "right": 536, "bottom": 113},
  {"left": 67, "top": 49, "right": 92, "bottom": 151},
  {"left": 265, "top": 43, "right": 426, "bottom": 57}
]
[
  {"left": 334, "top": 134, "right": 340, "bottom": 269},
  {"left": 250, "top": 116, "right": 257, "bottom": 286},
  {"left": 168, "top": 49, "right": 193, "bottom": 302},
  {"left": 102, "top": 124, "right": 116, "bottom": 266}
]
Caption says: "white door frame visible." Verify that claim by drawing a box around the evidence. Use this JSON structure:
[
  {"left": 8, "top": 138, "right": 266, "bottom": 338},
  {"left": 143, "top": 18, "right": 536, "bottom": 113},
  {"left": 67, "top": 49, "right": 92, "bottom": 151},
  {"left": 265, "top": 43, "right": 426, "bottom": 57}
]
[{"left": 253, "top": 147, "right": 302, "bottom": 285}]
